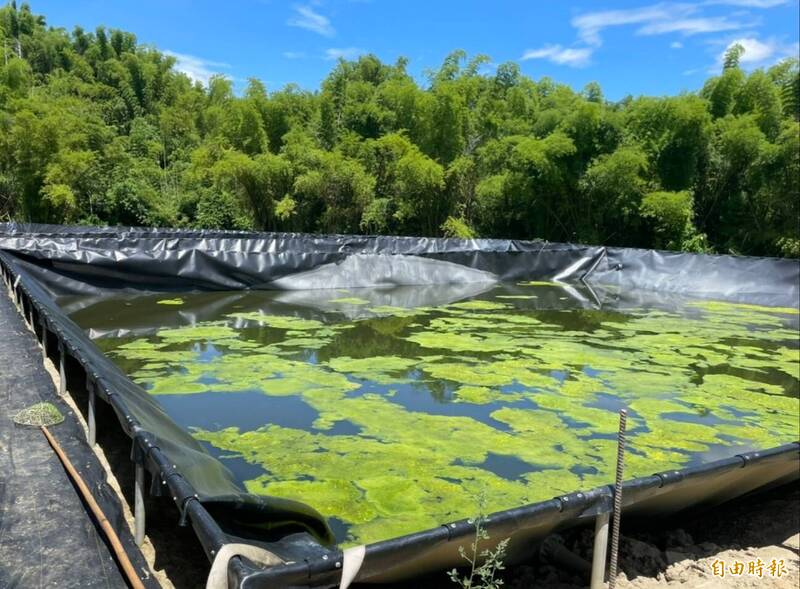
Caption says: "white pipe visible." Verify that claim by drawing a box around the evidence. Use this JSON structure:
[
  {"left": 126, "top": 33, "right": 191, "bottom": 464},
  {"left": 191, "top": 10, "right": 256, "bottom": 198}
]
[
  {"left": 58, "top": 345, "right": 66, "bottom": 396},
  {"left": 134, "top": 462, "right": 146, "bottom": 546},
  {"left": 590, "top": 511, "right": 610, "bottom": 589},
  {"left": 87, "top": 382, "right": 96, "bottom": 446}
]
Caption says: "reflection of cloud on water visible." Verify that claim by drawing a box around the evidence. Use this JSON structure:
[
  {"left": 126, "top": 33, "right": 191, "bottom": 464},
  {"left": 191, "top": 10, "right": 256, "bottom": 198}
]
[
  {"left": 272, "top": 282, "right": 496, "bottom": 319},
  {"left": 74, "top": 292, "right": 249, "bottom": 339},
  {"left": 693, "top": 441, "right": 761, "bottom": 465}
]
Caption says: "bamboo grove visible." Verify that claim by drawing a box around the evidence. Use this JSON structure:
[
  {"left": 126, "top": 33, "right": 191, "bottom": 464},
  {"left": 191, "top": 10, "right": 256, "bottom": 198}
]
[{"left": 1, "top": 3, "right": 798, "bottom": 256}]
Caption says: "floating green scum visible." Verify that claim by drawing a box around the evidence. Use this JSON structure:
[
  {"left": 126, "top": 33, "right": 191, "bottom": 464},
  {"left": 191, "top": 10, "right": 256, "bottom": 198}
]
[{"left": 85, "top": 288, "right": 800, "bottom": 547}]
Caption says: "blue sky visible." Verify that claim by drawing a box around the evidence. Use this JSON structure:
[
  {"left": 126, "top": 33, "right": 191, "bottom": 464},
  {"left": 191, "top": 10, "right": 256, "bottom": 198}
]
[{"left": 30, "top": 0, "right": 799, "bottom": 100}]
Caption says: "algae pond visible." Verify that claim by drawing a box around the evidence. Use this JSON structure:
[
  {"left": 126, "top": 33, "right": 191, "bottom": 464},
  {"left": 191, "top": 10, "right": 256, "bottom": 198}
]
[{"left": 63, "top": 283, "right": 800, "bottom": 546}]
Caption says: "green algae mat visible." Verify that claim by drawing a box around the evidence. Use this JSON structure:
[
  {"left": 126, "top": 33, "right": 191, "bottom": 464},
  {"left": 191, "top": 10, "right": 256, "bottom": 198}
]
[{"left": 71, "top": 285, "right": 800, "bottom": 547}]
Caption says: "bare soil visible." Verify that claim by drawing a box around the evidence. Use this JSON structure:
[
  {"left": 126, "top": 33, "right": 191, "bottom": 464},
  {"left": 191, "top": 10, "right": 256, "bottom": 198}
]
[
  {"left": 377, "top": 482, "right": 799, "bottom": 589},
  {"left": 511, "top": 482, "right": 800, "bottom": 589},
  {"left": 43, "top": 352, "right": 209, "bottom": 589}
]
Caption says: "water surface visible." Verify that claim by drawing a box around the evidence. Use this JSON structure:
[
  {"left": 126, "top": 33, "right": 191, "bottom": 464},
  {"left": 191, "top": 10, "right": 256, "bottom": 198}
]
[{"left": 64, "top": 283, "right": 800, "bottom": 546}]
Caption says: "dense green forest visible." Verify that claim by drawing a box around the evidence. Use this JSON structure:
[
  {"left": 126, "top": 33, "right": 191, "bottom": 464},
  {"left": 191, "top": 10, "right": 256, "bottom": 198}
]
[{"left": 0, "top": 3, "right": 798, "bottom": 256}]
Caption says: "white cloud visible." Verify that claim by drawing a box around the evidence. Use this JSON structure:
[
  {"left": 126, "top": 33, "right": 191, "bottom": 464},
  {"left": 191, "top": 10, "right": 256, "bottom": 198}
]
[
  {"left": 704, "top": 0, "right": 788, "bottom": 7},
  {"left": 324, "top": 47, "right": 366, "bottom": 60},
  {"left": 717, "top": 37, "right": 800, "bottom": 67},
  {"left": 637, "top": 15, "right": 753, "bottom": 36},
  {"left": 164, "top": 50, "right": 229, "bottom": 85},
  {"left": 288, "top": 4, "right": 335, "bottom": 37},
  {"left": 283, "top": 51, "right": 307, "bottom": 59},
  {"left": 572, "top": 3, "right": 691, "bottom": 46},
  {"left": 528, "top": 1, "right": 784, "bottom": 69},
  {"left": 521, "top": 45, "right": 593, "bottom": 67},
  {"left": 728, "top": 37, "right": 776, "bottom": 61},
  {"left": 571, "top": 3, "right": 761, "bottom": 46}
]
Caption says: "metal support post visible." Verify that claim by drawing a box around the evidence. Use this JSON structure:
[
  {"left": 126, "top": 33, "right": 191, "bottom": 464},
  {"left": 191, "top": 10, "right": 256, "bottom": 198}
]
[
  {"left": 590, "top": 511, "right": 610, "bottom": 589},
  {"left": 134, "top": 462, "right": 146, "bottom": 546},
  {"left": 87, "top": 380, "right": 97, "bottom": 446},
  {"left": 58, "top": 343, "right": 67, "bottom": 396}
]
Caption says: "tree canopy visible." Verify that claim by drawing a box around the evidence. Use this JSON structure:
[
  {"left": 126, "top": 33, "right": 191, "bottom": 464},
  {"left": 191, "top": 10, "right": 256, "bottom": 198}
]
[{"left": 1, "top": 3, "right": 798, "bottom": 257}]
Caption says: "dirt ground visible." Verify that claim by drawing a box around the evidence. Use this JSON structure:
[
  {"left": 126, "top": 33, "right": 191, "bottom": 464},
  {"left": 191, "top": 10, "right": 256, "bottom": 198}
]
[
  {"left": 508, "top": 482, "right": 800, "bottom": 589},
  {"left": 43, "top": 351, "right": 195, "bottom": 589},
  {"left": 382, "top": 482, "right": 799, "bottom": 589}
]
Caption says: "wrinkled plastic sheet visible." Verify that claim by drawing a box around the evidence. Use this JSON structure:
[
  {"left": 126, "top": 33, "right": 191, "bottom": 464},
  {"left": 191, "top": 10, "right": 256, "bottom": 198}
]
[
  {"left": 1, "top": 223, "right": 796, "bottom": 305},
  {"left": 0, "top": 222, "right": 798, "bottom": 588}
]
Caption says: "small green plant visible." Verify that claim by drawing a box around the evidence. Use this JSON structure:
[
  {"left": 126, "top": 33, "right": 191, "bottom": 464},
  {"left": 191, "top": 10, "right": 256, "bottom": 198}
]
[{"left": 448, "top": 494, "right": 510, "bottom": 589}]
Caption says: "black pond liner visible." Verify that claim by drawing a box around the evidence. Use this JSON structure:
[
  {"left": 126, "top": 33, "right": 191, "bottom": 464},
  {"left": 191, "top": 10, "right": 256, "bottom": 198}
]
[{"left": 0, "top": 222, "right": 797, "bottom": 589}]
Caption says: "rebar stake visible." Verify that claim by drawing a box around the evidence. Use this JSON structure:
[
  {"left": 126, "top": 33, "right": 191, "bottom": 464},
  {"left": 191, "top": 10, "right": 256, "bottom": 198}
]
[{"left": 608, "top": 409, "right": 627, "bottom": 589}]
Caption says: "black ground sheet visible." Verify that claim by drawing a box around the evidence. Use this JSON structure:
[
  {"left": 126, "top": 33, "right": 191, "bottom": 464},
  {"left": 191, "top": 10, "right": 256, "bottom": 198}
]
[{"left": 0, "top": 288, "right": 156, "bottom": 589}]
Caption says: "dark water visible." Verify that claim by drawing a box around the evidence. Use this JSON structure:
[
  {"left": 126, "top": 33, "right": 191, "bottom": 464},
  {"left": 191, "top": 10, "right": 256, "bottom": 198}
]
[{"left": 62, "top": 282, "right": 800, "bottom": 545}]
